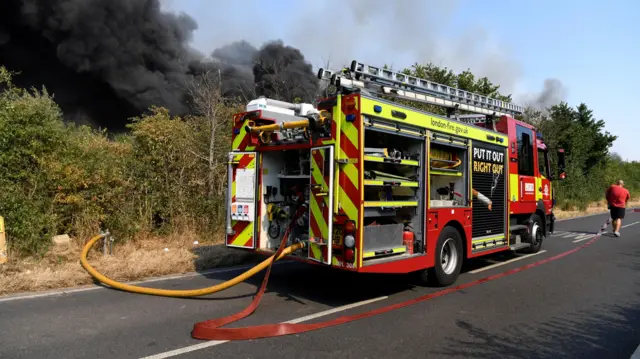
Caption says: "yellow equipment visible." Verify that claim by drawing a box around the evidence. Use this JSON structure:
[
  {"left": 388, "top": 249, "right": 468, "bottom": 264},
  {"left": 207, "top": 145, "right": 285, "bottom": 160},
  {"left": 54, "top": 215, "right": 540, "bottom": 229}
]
[{"left": 245, "top": 110, "right": 332, "bottom": 144}]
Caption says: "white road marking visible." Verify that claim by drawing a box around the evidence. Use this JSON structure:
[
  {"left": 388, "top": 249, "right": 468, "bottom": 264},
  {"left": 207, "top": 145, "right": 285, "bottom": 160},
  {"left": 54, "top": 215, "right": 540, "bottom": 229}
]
[
  {"left": 572, "top": 234, "right": 596, "bottom": 243},
  {"left": 138, "top": 296, "right": 389, "bottom": 359},
  {"left": 561, "top": 232, "right": 578, "bottom": 238},
  {"left": 0, "top": 261, "right": 295, "bottom": 303},
  {"left": 631, "top": 342, "right": 640, "bottom": 359},
  {"left": 550, "top": 231, "right": 567, "bottom": 236},
  {"left": 622, "top": 221, "right": 640, "bottom": 229},
  {"left": 469, "top": 250, "right": 547, "bottom": 274}
]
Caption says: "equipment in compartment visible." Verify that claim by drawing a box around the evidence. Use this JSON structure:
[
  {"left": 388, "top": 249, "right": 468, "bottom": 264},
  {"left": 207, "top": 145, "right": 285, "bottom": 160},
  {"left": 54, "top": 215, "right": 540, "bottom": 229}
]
[
  {"left": 278, "top": 150, "right": 310, "bottom": 178},
  {"left": 261, "top": 150, "right": 312, "bottom": 251},
  {"left": 430, "top": 147, "right": 462, "bottom": 170},
  {"left": 364, "top": 147, "right": 419, "bottom": 161},
  {"left": 429, "top": 137, "right": 469, "bottom": 208},
  {"left": 403, "top": 223, "right": 415, "bottom": 255},
  {"left": 361, "top": 123, "right": 425, "bottom": 261},
  {"left": 364, "top": 170, "right": 416, "bottom": 182},
  {"left": 265, "top": 182, "right": 310, "bottom": 247}
]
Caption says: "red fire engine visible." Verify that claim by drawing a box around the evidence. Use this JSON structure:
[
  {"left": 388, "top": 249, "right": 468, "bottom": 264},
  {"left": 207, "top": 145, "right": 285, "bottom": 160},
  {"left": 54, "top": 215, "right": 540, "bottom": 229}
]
[{"left": 225, "top": 60, "right": 566, "bottom": 286}]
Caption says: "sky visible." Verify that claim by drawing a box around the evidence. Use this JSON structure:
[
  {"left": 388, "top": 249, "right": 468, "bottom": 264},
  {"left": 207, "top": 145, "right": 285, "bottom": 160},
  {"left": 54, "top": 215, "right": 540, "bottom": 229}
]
[{"left": 162, "top": 0, "right": 640, "bottom": 161}]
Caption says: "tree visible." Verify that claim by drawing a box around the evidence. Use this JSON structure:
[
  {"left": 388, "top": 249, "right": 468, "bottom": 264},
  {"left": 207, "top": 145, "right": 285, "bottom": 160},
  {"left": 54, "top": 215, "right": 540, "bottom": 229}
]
[{"left": 184, "top": 69, "right": 241, "bottom": 197}]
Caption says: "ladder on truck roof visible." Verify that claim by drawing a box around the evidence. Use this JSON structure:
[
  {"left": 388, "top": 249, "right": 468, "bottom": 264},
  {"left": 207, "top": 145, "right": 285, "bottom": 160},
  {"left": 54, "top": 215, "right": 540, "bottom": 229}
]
[{"left": 317, "top": 60, "right": 525, "bottom": 119}]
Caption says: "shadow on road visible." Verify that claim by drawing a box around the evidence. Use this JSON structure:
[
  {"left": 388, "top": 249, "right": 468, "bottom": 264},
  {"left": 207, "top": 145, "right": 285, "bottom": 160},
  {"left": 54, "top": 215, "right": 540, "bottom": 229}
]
[
  {"left": 181, "top": 220, "right": 624, "bottom": 307},
  {"left": 433, "top": 247, "right": 640, "bottom": 359},
  {"left": 431, "top": 298, "right": 640, "bottom": 359},
  {"left": 191, "top": 244, "right": 266, "bottom": 272},
  {"left": 618, "top": 249, "right": 640, "bottom": 273},
  {"left": 196, "top": 260, "right": 417, "bottom": 307},
  {"left": 186, "top": 245, "right": 548, "bottom": 308}
]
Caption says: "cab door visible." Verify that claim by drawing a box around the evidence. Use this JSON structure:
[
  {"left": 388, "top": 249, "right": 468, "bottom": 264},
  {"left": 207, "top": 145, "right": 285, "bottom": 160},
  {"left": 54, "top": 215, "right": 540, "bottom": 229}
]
[
  {"left": 308, "top": 145, "right": 335, "bottom": 264},
  {"left": 515, "top": 124, "right": 537, "bottom": 207},
  {"left": 537, "top": 147, "right": 552, "bottom": 213}
]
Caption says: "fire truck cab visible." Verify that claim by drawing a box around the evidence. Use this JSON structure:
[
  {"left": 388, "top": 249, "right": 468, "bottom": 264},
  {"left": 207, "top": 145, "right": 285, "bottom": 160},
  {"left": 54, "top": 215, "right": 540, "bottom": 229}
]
[{"left": 225, "top": 60, "right": 566, "bottom": 286}]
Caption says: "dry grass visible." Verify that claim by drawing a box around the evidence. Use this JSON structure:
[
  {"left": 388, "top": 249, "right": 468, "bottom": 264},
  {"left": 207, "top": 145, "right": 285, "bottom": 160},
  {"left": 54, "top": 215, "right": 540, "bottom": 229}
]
[
  {"left": 553, "top": 198, "right": 640, "bottom": 220},
  {"left": 0, "top": 229, "right": 262, "bottom": 296},
  {"left": 2, "top": 198, "right": 640, "bottom": 297}
]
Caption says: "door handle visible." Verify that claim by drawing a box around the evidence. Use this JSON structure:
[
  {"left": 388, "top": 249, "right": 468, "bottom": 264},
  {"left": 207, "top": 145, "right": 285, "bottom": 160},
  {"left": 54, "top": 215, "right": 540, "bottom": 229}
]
[{"left": 520, "top": 179, "right": 523, "bottom": 196}]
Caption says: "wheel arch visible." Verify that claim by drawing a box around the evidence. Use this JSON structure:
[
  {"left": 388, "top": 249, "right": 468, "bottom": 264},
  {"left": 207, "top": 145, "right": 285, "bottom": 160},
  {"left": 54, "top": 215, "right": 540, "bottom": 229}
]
[{"left": 442, "top": 219, "right": 468, "bottom": 260}]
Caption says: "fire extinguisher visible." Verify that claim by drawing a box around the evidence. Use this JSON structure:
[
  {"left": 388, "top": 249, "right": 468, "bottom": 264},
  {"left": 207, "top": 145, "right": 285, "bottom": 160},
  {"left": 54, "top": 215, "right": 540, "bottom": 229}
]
[{"left": 403, "top": 223, "right": 415, "bottom": 254}]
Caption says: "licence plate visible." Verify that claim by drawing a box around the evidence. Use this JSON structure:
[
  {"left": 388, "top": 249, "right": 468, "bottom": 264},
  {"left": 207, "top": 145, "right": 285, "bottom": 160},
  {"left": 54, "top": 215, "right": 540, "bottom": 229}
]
[{"left": 332, "top": 226, "right": 343, "bottom": 246}]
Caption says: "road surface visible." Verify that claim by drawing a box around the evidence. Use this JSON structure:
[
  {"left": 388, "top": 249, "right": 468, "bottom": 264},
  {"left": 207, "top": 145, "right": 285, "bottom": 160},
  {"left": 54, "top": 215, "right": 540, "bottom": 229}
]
[{"left": 1, "top": 210, "right": 639, "bottom": 359}]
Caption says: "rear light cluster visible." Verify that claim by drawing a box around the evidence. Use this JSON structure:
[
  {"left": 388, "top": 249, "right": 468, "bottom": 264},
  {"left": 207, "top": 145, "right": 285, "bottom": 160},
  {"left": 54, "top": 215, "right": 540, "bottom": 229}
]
[{"left": 343, "top": 220, "right": 356, "bottom": 263}]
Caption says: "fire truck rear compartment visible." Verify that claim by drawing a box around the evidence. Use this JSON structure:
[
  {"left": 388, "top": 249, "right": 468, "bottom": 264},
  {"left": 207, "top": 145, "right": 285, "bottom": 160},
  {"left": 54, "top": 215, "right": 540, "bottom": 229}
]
[
  {"left": 259, "top": 149, "right": 311, "bottom": 258},
  {"left": 361, "top": 124, "right": 427, "bottom": 265}
]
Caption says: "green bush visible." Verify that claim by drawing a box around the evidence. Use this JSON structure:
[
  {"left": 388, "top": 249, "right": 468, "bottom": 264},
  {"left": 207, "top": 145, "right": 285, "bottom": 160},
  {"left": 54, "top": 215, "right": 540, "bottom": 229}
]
[{"left": 0, "top": 67, "right": 235, "bottom": 257}]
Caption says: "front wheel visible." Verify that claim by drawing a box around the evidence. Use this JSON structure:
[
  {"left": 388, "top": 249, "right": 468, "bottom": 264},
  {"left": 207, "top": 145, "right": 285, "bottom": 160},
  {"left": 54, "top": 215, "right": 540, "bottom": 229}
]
[
  {"left": 523, "top": 214, "right": 543, "bottom": 254},
  {"left": 428, "top": 226, "right": 464, "bottom": 287}
]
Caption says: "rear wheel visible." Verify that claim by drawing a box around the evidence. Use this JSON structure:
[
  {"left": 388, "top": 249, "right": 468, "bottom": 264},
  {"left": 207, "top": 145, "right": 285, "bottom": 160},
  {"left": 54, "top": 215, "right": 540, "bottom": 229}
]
[{"left": 428, "top": 226, "right": 464, "bottom": 287}]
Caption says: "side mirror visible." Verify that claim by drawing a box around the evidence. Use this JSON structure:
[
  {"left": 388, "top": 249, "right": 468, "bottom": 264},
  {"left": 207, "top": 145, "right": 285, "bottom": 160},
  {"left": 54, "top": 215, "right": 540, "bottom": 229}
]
[{"left": 557, "top": 149, "right": 566, "bottom": 180}]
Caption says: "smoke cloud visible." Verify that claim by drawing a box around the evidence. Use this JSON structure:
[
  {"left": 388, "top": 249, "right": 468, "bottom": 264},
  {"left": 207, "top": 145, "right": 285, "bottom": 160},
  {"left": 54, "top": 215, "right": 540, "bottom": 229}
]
[
  {"left": 519, "top": 78, "right": 570, "bottom": 110},
  {"left": 187, "top": 0, "right": 568, "bottom": 108},
  {"left": 0, "top": 0, "right": 318, "bottom": 131},
  {"left": 0, "top": 0, "right": 568, "bottom": 131}
]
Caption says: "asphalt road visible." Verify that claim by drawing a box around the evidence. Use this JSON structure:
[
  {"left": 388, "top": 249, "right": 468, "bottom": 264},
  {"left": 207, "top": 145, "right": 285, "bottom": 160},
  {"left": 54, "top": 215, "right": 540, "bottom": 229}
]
[{"left": 1, "top": 210, "right": 640, "bottom": 359}]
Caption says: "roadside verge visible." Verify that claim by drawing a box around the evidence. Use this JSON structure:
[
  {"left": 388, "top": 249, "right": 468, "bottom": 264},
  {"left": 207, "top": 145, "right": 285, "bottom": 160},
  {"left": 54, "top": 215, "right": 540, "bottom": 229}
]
[{"left": 2, "top": 206, "right": 629, "bottom": 300}]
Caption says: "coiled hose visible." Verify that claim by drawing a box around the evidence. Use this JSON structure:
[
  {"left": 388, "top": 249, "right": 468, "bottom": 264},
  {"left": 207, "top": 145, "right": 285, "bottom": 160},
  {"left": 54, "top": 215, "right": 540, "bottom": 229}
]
[
  {"left": 80, "top": 208, "right": 305, "bottom": 298},
  {"left": 430, "top": 148, "right": 462, "bottom": 169}
]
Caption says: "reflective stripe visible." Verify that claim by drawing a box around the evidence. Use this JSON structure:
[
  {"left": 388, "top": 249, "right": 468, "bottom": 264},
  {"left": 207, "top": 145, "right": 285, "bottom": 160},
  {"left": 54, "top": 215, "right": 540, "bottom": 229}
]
[{"left": 226, "top": 154, "right": 256, "bottom": 249}]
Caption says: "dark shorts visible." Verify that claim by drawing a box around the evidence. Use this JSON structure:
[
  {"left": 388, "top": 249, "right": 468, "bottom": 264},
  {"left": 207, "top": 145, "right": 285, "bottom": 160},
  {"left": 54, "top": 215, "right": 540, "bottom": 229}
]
[{"left": 610, "top": 206, "right": 626, "bottom": 220}]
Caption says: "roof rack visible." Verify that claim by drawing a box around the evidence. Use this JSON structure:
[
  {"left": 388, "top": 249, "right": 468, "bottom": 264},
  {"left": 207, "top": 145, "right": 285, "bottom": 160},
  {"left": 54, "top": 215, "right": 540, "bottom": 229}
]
[{"left": 317, "top": 60, "right": 524, "bottom": 118}]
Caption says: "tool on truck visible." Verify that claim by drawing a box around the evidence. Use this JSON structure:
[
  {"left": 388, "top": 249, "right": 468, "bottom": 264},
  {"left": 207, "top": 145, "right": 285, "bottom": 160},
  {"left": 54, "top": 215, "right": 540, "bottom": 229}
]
[{"left": 227, "top": 59, "right": 567, "bottom": 286}]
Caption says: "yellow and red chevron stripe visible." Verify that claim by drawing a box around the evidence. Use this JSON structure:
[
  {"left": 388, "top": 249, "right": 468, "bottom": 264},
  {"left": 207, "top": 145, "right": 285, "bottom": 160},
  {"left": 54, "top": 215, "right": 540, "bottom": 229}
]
[
  {"left": 226, "top": 153, "right": 257, "bottom": 248},
  {"left": 231, "top": 113, "right": 258, "bottom": 152},
  {"left": 318, "top": 108, "right": 337, "bottom": 146},
  {"left": 330, "top": 94, "right": 362, "bottom": 268},
  {"left": 308, "top": 147, "right": 331, "bottom": 262}
]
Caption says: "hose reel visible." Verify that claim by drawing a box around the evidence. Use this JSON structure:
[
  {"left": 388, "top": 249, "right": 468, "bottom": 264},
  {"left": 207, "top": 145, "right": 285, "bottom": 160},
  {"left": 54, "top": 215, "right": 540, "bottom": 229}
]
[{"left": 245, "top": 110, "right": 333, "bottom": 145}]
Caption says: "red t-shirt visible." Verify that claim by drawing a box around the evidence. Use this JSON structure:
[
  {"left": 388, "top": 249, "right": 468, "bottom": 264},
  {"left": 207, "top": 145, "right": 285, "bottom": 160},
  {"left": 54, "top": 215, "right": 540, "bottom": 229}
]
[{"left": 606, "top": 185, "right": 630, "bottom": 208}]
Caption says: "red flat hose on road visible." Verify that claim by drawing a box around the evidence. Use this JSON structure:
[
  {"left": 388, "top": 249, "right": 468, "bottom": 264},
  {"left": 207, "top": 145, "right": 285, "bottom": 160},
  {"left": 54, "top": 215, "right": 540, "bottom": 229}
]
[{"left": 192, "top": 220, "right": 608, "bottom": 341}]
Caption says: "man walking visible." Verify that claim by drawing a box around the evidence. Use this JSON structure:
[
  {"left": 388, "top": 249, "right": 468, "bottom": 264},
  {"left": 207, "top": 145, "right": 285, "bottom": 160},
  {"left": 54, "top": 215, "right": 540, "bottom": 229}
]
[{"left": 605, "top": 179, "right": 630, "bottom": 237}]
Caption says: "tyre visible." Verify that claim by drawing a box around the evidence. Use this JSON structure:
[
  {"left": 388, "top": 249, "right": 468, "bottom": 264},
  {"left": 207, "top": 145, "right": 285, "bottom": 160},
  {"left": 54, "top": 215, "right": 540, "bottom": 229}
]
[
  {"left": 428, "top": 226, "right": 464, "bottom": 287},
  {"left": 523, "top": 214, "right": 543, "bottom": 254}
]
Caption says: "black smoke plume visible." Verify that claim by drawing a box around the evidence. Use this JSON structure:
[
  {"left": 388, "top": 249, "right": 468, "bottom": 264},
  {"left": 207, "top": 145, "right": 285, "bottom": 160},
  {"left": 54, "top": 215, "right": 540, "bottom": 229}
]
[
  {"left": 253, "top": 41, "right": 319, "bottom": 104},
  {"left": 0, "top": 0, "right": 319, "bottom": 131}
]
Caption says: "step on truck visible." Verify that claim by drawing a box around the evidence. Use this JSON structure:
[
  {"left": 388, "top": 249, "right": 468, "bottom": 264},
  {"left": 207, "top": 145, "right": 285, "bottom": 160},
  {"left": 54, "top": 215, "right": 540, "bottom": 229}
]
[{"left": 225, "top": 60, "right": 567, "bottom": 286}]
